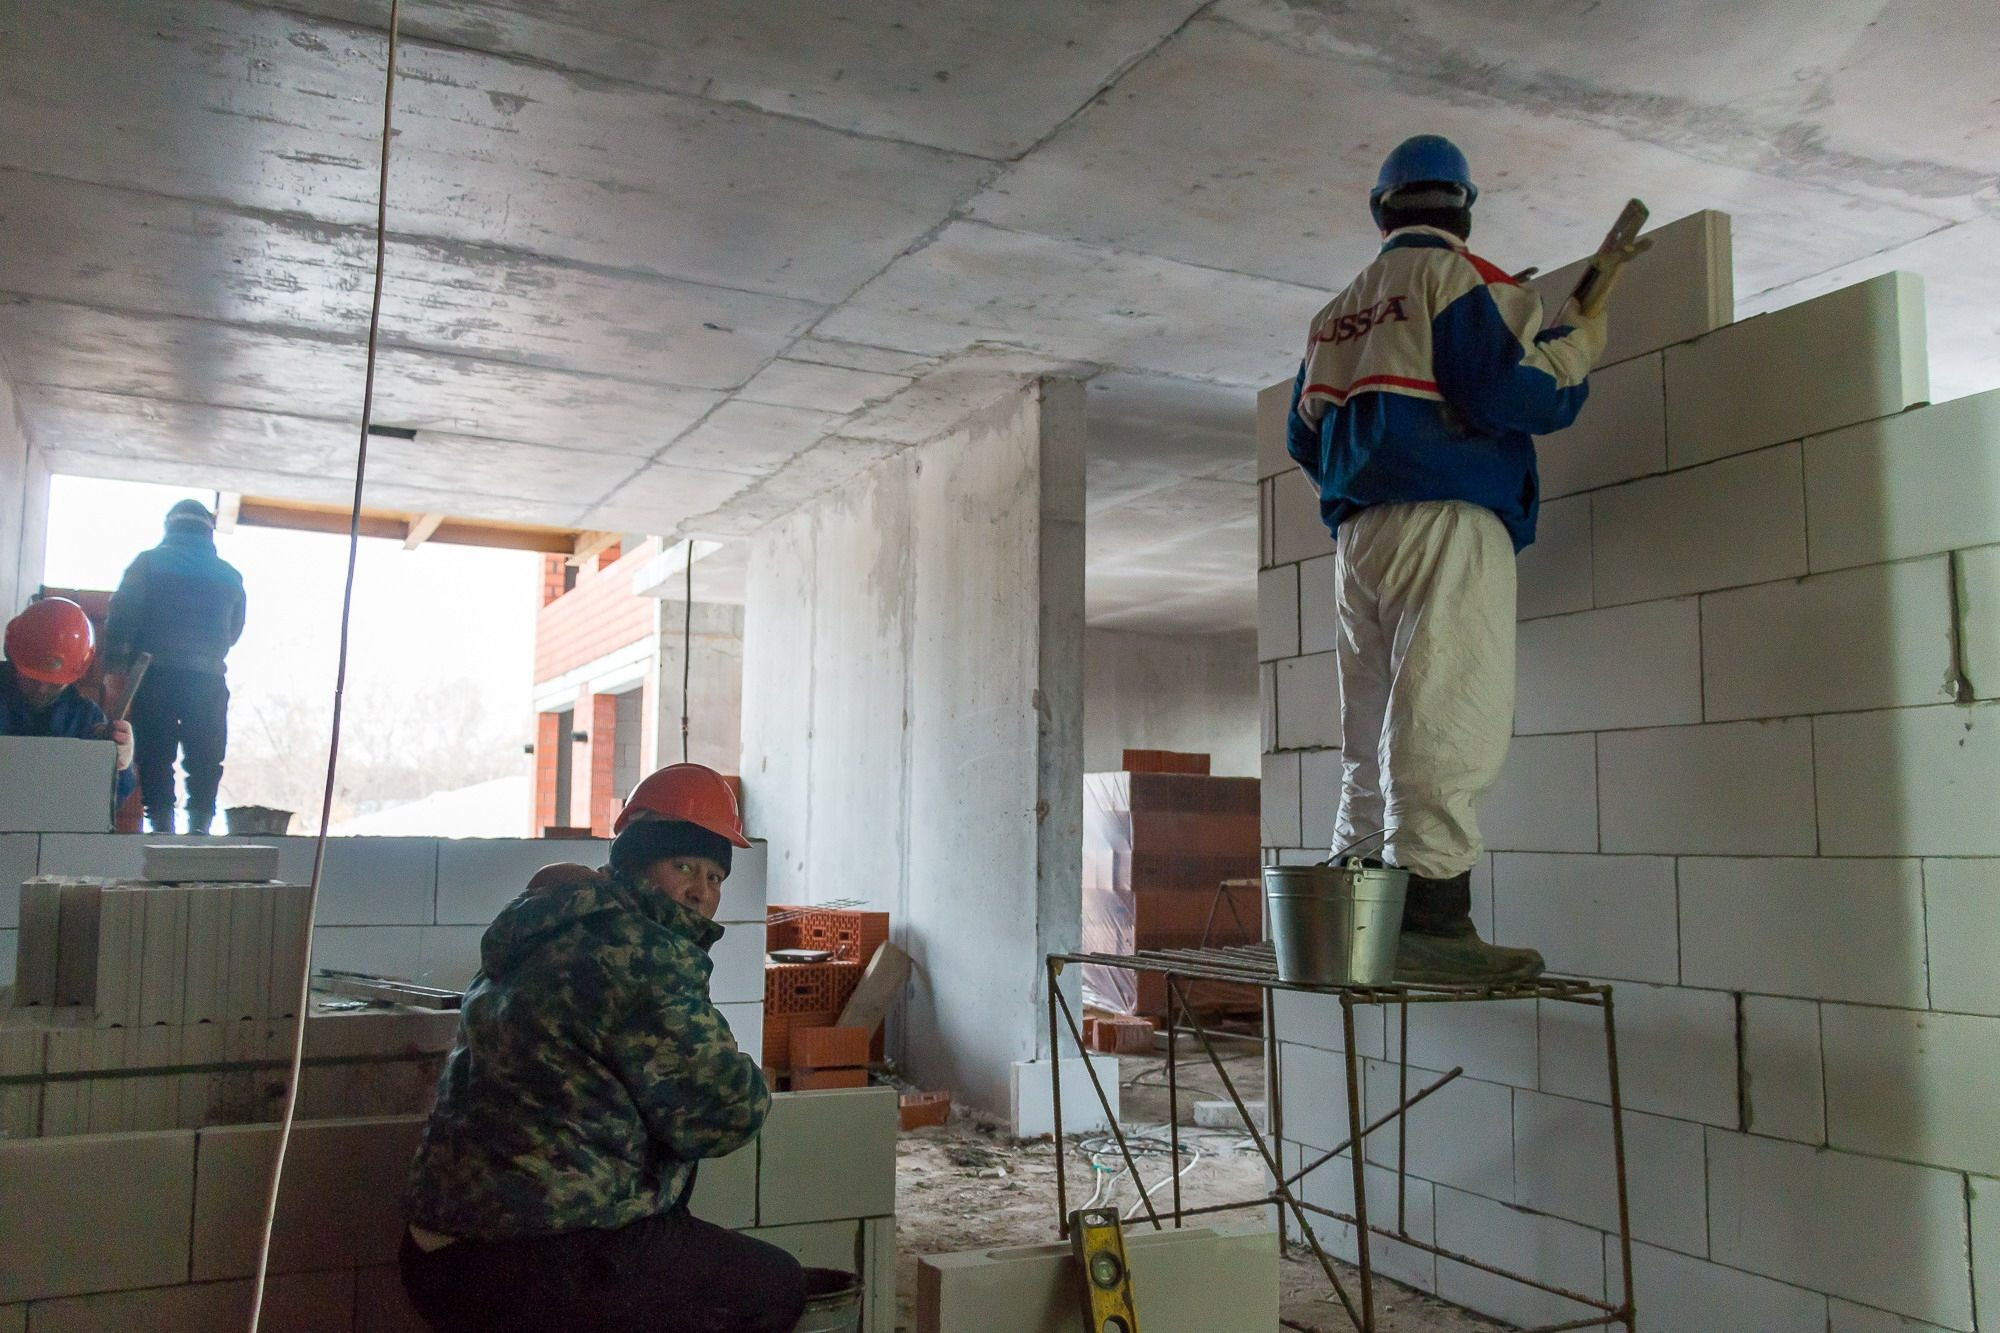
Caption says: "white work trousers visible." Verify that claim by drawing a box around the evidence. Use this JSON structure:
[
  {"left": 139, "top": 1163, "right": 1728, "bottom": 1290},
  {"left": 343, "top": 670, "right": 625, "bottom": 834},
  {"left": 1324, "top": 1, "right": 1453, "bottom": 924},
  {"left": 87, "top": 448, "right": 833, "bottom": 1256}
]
[{"left": 1332, "top": 500, "right": 1515, "bottom": 879}]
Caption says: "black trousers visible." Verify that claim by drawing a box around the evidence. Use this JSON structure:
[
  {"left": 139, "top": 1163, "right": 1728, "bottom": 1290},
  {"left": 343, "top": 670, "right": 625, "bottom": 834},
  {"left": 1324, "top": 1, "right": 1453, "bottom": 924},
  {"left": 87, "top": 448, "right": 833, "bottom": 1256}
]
[
  {"left": 129, "top": 665, "right": 229, "bottom": 830},
  {"left": 399, "top": 1209, "right": 806, "bottom": 1333}
]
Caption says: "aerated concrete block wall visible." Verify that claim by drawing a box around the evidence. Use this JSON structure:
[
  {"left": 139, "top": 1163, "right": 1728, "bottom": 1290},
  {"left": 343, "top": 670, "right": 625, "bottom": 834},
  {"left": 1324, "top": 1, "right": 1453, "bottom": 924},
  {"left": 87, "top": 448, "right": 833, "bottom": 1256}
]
[
  {"left": 741, "top": 378, "right": 1086, "bottom": 1117},
  {"left": 1259, "top": 210, "right": 2000, "bottom": 1331}
]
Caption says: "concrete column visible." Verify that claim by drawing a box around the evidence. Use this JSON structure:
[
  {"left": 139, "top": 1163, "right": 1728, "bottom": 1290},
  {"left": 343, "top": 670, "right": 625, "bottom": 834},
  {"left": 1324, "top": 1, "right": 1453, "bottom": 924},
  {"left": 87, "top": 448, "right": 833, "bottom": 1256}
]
[
  {"left": 0, "top": 361, "right": 51, "bottom": 616},
  {"left": 741, "top": 378, "right": 1086, "bottom": 1114},
  {"left": 651, "top": 601, "right": 746, "bottom": 778}
]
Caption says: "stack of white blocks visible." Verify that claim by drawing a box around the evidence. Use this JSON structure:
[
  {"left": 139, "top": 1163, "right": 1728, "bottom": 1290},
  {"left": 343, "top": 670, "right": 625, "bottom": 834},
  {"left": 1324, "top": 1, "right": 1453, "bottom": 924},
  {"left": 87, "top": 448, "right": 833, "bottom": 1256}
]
[
  {"left": 0, "top": 1087, "right": 898, "bottom": 1332},
  {"left": 2, "top": 833, "right": 770, "bottom": 1066},
  {"left": 1258, "top": 209, "right": 2000, "bottom": 1331}
]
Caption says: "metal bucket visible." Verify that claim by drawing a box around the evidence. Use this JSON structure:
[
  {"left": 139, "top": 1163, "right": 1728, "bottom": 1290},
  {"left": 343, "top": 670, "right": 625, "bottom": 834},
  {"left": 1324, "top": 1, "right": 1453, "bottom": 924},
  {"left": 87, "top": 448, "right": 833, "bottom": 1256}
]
[
  {"left": 792, "top": 1267, "right": 862, "bottom": 1333},
  {"left": 1264, "top": 857, "right": 1408, "bottom": 986}
]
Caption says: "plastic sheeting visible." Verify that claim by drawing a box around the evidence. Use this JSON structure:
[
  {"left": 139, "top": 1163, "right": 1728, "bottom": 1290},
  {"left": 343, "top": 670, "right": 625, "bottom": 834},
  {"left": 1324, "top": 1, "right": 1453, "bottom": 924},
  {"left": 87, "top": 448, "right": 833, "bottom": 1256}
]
[{"left": 1080, "top": 771, "right": 1137, "bottom": 1013}]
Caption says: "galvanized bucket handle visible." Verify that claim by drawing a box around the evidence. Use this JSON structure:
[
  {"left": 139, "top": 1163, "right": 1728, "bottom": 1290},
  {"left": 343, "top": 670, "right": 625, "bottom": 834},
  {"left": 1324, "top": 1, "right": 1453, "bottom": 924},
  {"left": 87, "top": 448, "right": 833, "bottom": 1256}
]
[{"left": 1323, "top": 827, "right": 1392, "bottom": 867}]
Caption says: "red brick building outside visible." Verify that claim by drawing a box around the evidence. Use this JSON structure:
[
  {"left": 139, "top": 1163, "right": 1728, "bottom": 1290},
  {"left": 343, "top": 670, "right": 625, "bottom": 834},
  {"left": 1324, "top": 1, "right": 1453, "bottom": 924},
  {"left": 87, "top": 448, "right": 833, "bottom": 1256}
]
[{"left": 531, "top": 542, "right": 659, "bottom": 837}]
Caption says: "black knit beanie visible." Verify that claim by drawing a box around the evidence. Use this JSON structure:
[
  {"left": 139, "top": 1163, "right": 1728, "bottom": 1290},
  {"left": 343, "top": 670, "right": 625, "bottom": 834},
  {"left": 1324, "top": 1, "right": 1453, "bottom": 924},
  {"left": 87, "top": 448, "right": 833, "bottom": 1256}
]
[{"left": 609, "top": 817, "right": 733, "bottom": 879}]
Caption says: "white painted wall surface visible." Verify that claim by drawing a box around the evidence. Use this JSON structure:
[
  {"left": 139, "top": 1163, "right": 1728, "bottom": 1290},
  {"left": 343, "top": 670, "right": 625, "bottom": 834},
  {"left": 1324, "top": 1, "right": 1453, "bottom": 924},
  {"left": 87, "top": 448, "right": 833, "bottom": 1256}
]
[
  {"left": 741, "top": 380, "right": 1085, "bottom": 1115},
  {"left": 1083, "top": 627, "right": 1260, "bottom": 775},
  {"left": 1259, "top": 211, "right": 2000, "bottom": 1330}
]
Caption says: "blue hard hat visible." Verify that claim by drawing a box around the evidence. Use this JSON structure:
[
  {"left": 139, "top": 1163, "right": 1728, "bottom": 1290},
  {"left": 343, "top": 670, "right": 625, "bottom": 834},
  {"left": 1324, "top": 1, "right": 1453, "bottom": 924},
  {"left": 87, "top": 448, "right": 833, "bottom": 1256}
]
[{"left": 1370, "top": 135, "right": 1477, "bottom": 225}]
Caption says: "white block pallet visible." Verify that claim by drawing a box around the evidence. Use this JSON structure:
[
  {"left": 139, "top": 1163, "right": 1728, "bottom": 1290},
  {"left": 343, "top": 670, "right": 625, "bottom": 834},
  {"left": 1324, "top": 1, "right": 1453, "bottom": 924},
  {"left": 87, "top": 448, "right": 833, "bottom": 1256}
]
[{"left": 1256, "top": 207, "right": 2000, "bottom": 1329}]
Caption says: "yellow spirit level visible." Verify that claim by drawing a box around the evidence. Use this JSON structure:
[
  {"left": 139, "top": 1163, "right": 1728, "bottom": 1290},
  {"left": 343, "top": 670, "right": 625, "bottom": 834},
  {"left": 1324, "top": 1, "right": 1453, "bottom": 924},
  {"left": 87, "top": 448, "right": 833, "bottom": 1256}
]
[{"left": 1069, "top": 1208, "right": 1139, "bottom": 1333}]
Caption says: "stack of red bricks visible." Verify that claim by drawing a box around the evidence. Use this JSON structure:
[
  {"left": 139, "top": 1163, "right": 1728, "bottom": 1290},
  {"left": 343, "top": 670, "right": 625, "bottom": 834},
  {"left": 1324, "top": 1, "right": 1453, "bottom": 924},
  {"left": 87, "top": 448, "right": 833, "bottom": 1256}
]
[
  {"left": 762, "top": 904, "right": 891, "bottom": 1073},
  {"left": 788, "top": 1025, "right": 871, "bottom": 1090},
  {"left": 1113, "top": 752, "right": 1264, "bottom": 1021}
]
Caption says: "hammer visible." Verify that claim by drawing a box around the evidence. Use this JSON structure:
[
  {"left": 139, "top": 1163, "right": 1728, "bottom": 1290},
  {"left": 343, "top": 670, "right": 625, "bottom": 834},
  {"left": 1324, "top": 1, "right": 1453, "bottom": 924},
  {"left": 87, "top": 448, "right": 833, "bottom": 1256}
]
[{"left": 103, "top": 652, "right": 153, "bottom": 725}]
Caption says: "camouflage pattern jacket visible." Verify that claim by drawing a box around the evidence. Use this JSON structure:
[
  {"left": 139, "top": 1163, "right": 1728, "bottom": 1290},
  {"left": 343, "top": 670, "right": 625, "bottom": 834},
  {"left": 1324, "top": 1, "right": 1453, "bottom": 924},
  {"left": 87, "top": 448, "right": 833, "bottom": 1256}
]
[{"left": 405, "top": 868, "right": 767, "bottom": 1240}]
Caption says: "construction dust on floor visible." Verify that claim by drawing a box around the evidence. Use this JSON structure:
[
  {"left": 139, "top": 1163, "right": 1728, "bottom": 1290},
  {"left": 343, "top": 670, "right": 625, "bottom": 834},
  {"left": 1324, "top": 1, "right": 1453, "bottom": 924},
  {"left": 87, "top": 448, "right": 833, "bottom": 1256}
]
[{"left": 891, "top": 1047, "right": 1511, "bottom": 1332}]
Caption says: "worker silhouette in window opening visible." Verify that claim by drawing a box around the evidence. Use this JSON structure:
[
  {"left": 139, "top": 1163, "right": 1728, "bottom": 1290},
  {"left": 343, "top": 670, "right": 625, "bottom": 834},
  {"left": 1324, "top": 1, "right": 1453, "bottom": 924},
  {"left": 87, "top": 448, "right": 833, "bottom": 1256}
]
[
  {"left": 401, "top": 763, "right": 806, "bottom": 1333},
  {"left": 104, "top": 499, "right": 246, "bottom": 835},
  {"left": 1, "top": 597, "right": 137, "bottom": 811},
  {"left": 1285, "top": 135, "right": 1619, "bottom": 983}
]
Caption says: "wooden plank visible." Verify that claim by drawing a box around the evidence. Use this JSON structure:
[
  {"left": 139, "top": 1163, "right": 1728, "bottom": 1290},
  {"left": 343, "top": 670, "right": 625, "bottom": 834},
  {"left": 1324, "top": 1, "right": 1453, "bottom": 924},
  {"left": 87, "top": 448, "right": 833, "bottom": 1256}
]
[{"left": 835, "top": 942, "right": 912, "bottom": 1035}]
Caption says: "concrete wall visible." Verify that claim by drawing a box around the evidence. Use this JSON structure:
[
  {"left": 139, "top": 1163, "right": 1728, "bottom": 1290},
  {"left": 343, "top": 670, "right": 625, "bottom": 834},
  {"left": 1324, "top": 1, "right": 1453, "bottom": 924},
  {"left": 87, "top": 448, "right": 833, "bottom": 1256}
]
[
  {"left": 652, "top": 601, "right": 745, "bottom": 781},
  {"left": 0, "top": 355, "right": 52, "bottom": 616},
  {"left": 1260, "top": 211, "right": 2000, "bottom": 1331},
  {"left": 741, "top": 379, "right": 1086, "bottom": 1114},
  {"left": 1083, "top": 627, "right": 1259, "bottom": 775}
]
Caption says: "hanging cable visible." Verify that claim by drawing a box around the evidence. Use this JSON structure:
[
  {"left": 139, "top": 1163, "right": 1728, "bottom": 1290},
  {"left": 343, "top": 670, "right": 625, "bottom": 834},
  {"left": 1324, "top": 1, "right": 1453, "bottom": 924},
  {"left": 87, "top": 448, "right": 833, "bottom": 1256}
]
[
  {"left": 247, "top": 2, "right": 401, "bottom": 1328},
  {"left": 680, "top": 547, "right": 692, "bottom": 762}
]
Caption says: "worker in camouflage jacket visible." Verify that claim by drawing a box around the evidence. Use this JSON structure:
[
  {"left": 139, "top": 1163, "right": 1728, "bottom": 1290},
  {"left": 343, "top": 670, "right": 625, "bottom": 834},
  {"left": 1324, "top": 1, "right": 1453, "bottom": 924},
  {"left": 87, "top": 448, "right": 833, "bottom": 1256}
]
[{"left": 401, "top": 764, "right": 804, "bottom": 1333}]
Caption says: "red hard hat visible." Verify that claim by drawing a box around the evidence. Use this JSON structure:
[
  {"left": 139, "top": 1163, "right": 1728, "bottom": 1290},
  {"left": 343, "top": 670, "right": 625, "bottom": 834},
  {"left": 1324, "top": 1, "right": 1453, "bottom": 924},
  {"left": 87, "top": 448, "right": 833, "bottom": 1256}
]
[
  {"left": 5, "top": 598, "right": 95, "bottom": 686},
  {"left": 614, "top": 762, "right": 751, "bottom": 846}
]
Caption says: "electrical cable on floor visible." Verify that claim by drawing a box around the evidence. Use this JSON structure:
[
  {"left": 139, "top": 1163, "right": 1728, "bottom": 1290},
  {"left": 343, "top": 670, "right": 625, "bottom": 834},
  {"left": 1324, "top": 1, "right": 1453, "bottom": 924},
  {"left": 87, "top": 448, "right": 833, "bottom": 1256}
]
[{"left": 246, "top": 2, "right": 402, "bottom": 1327}]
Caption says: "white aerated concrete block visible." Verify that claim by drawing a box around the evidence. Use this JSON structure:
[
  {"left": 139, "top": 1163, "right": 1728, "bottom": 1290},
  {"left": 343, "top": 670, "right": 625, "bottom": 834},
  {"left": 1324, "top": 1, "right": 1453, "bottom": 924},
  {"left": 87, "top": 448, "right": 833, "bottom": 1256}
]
[
  {"left": 1491, "top": 854, "right": 1677, "bottom": 985},
  {"left": 707, "top": 917, "right": 766, "bottom": 1005},
  {"left": 0, "top": 834, "right": 38, "bottom": 927},
  {"left": 1514, "top": 600, "right": 1701, "bottom": 734},
  {"left": 864, "top": 1215, "right": 896, "bottom": 1333},
  {"left": 1532, "top": 210, "right": 1733, "bottom": 366},
  {"left": 1816, "top": 703, "right": 2000, "bottom": 856},
  {"left": 1665, "top": 272, "right": 1928, "bottom": 469},
  {"left": 0, "top": 931, "right": 13, "bottom": 989},
  {"left": 716, "top": 1002, "right": 763, "bottom": 1069},
  {"left": 1285, "top": 1145, "right": 1437, "bottom": 1292},
  {"left": 1965, "top": 544, "right": 2000, "bottom": 700},
  {"left": 1296, "top": 552, "right": 1340, "bottom": 655},
  {"left": 1273, "top": 652, "right": 1340, "bottom": 750},
  {"left": 1271, "top": 991, "right": 1385, "bottom": 1059},
  {"left": 1599, "top": 719, "right": 1816, "bottom": 855},
  {"left": 1742, "top": 996, "right": 1826, "bottom": 1145},
  {"left": 0, "top": 1130, "right": 195, "bottom": 1301},
  {"left": 759, "top": 1087, "right": 897, "bottom": 1225},
  {"left": 1257, "top": 565, "right": 1298, "bottom": 662},
  {"left": 309, "top": 926, "right": 424, "bottom": 982},
  {"left": 1680, "top": 857, "right": 1927, "bottom": 1006},
  {"left": 1540, "top": 982, "right": 1736, "bottom": 1126},
  {"left": 1480, "top": 733, "right": 1597, "bottom": 852},
  {"left": 1823, "top": 1004, "right": 2000, "bottom": 1177},
  {"left": 1257, "top": 378, "right": 1292, "bottom": 481},
  {"left": 1924, "top": 859, "right": 2000, "bottom": 1016},
  {"left": 414, "top": 925, "right": 484, "bottom": 990},
  {"left": 916, "top": 1218, "right": 1276, "bottom": 1333},
  {"left": 1270, "top": 468, "right": 1331, "bottom": 566},
  {"left": 1386, "top": 996, "right": 1538, "bottom": 1088},
  {"left": 1434, "top": 1183, "right": 1606, "bottom": 1331},
  {"left": 1974, "top": 1177, "right": 2000, "bottom": 1333},
  {"left": 1277, "top": 1040, "right": 1362, "bottom": 1151},
  {"left": 1259, "top": 665, "right": 1275, "bottom": 751},
  {"left": 1592, "top": 444, "right": 1808, "bottom": 606},
  {"left": 1702, "top": 557, "right": 1957, "bottom": 720},
  {"left": 718, "top": 840, "right": 770, "bottom": 925},
  {"left": 22, "top": 1269, "right": 353, "bottom": 1333},
  {"left": 1614, "top": 1239, "right": 1829, "bottom": 1333},
  {"left": 434, "top": 838, "right": 609, "bottom": 925},
  {"left": 1707, "top": 1129, "right": 1972, "bottom": 1329},
  {"left": 1804, "top": 387, "right": 2000, "bottom": 572},
  {"left": 1513, "top": 1089, "right": 1706, "bottom": 1255},
  {"left": 317, "top": 838, "right": 437, "bottom": 926},
  {"left": 1515, "top": 494, "right": 1592, "bottom": 620},
  {"left": 1537, "top": 351, "right": 1667, "bottom": 500},
  {"left": 1361, "top": 1062, "right": 1512, "bottom": 1200},
  {"left": 1260, "top": 751, "right": 1302, "bottom": 847},
  {"left": 1827, "top": 1299, "right": 1961, "bottom": 1333},
  {"left": 688, "top": 1140, "right": 757, "bottom": 1229},
  {"left": 1297, "top": 748, "right": 1341, "bottom": 851},
  {"left": 0, "top": 739, "right": 114, "bottom": 833},
  {"left": 192, "top": 1117, "right": 422, "bottom": 1279}
]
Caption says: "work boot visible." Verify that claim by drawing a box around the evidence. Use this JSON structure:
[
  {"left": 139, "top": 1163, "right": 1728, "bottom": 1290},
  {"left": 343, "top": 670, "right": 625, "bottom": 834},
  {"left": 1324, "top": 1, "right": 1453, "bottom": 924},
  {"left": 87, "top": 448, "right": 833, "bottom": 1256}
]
[
  {"left": 186, "top": 808, "right": 216, "bottom": 837},
  {"left": 145, "top": 808, "right": 176, "bottom": 835},
  {"left": 1394, "top": 869, "right": 1545, "bottom": 986}
]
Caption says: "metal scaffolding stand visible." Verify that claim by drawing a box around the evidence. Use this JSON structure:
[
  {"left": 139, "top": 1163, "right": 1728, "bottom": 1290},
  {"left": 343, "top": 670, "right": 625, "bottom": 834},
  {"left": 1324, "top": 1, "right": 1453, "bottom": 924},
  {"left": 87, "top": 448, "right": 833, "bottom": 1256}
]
[{"left": 1045, "top": 944, "right": 1636, "bottom": 1333}]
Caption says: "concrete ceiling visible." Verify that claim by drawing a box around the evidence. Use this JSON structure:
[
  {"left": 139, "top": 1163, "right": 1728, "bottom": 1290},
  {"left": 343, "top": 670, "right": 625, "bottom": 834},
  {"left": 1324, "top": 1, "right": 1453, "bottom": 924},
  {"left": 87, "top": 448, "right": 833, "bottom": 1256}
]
[{"left": 2, "top": 1, "right": 1995, "bottom": 635}]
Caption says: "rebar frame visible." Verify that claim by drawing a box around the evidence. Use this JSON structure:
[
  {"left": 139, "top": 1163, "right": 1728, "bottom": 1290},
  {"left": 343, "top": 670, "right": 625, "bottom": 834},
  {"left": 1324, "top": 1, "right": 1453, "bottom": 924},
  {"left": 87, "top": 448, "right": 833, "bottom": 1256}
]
[{"left": 1046, "top": 943, "right": 1637, "bottom": 1333}]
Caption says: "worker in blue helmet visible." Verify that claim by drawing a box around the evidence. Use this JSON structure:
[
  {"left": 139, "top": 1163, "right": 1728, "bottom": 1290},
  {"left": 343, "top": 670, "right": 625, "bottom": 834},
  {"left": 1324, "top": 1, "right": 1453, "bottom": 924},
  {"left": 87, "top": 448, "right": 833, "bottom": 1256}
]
[{"left": 1285, "top": 134, "right": 1612, "bottom": 983}]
